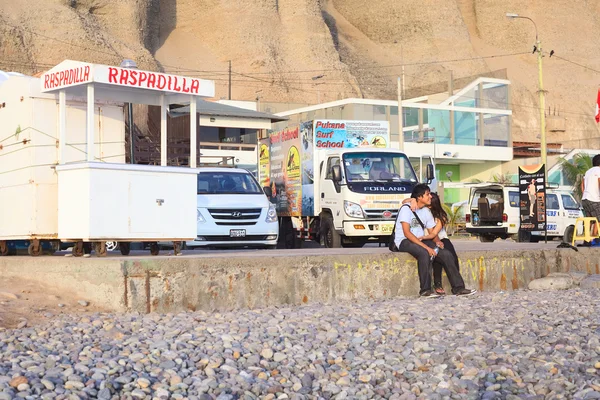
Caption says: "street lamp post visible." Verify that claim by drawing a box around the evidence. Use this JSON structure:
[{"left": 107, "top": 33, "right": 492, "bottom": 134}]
[{"left": 506, "top": 13, "right": 546, "bottom": 168}]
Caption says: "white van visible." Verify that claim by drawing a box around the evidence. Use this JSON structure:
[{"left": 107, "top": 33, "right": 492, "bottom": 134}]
[
  {"left": 177, "top": 168, "right": 279, "bottom": 249},
  {"left": 465, "top": 183, "right": 582, "bottom": 243}
]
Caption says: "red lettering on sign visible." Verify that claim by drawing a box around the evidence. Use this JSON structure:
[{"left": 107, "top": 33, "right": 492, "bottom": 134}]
[
  {"left": 119, "top": 69, "right": 129, "bottom": 85},
  {"left": 173, "top": 76, "right": 182, "bottom": 91},
  {"left": 44, "top": 74, "right": 50, "bottom": 88},
  {"left": 182, "top": 78, "right": 190, "bottom": 93},
  {"left": 108, "top": 67, "right": 118, "bottom": 83},
  {"left": 147, "top": 73, "right": 156, "bottom": 89},
  {"left": 190, "top": 79, "right": 199, "bottom": 94},
  {"left": 138, "top": 71, "right": 147, "bottom": 85},
  {"left": 128, "top": 70, "right": 138, "bottom": 85},
  {"left": 157, "top": 75, "right": 166, "bottom": 89}
]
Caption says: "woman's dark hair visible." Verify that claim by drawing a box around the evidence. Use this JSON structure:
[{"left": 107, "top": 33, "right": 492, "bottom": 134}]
[{"left": 430, "top": 192, "right": 448, "bottom": 226}]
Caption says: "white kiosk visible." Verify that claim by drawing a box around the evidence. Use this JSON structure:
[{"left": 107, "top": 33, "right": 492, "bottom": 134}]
[{"left": 0, "top": 60, "right": 214, "bottom": 256}]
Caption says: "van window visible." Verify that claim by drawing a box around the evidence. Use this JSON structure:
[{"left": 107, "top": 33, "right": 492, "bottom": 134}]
[
  {"left": 197, "top": 171, "right": 262, "bottom": 195},
  {"left": 508, "top": 191, "right": 519, "bottom": 207},
  {"left": 546, "top": 194, "right": 559, "bottom": 210},
  {"left": 561, "top": 194, "right": 580, "bottom": 210}
]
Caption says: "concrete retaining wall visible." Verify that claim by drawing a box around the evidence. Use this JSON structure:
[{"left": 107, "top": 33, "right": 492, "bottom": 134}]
[{"left": 1, "top": 248, "right": 599, "bottom": 313}]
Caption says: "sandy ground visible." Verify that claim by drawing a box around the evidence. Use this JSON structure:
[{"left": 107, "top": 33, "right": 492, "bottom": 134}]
[{"left": 0, "top": 276, "right": 106, "bottom": 330}]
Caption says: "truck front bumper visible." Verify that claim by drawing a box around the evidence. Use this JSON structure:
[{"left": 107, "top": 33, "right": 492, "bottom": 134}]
[{"left": 342, "top": 220, "right": 395, "bottom": 237}]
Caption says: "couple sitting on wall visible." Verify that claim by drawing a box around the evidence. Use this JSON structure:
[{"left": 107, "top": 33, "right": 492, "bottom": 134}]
[{"left": 390, "top": 183, "right": 477, "bottom": 298}]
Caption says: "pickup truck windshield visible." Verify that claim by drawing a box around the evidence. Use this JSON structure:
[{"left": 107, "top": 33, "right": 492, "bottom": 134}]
[
  {"left": 343, "top": 152, "right": 418, "bottom": 183},
  {"left": 197, "top": 171, "right": 263, "bottom": 195}
]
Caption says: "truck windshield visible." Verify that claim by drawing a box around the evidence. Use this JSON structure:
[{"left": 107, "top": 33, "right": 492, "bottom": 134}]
[
  {"left": 343, "top": 152, "right": 418, "bottom": 183},
  {"left": 197, "top": 171, "right": 263, "bottom": 195}
]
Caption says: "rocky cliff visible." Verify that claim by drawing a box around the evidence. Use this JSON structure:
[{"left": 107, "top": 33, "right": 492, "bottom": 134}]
[{"left": 1, "top": 0, "right": 599, "bottom": 145}]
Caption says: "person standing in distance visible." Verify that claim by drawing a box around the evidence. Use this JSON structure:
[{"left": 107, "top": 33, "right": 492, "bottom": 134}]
[{"left": 581, "top": 154, "right": 600, "bottom": 239}]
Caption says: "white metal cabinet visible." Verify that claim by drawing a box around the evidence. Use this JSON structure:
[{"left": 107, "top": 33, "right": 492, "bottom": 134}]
[{"left": 57, "top": 163, "right": 198, "bottom": 241}]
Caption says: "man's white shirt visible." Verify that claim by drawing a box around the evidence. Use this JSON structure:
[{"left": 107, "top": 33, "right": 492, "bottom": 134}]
[
  {"left": 394, "top": 205, "right": 437, "bottom": 247},
  {"left": 583, "top": 166, "right": 600, "bottom": 202}
]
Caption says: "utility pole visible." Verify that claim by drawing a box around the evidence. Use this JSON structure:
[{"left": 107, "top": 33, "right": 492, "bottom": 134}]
[
  {"left": 397, "top": 77, "right": 404, "bottom": 151},
  {"left": 228, "top": 60, "right": 232, "bottom": 100},
  {"left": 537, "top": 37, "right": 547, "bottom": 168},
  {"left": 506, "top": 13, "right": 546, "bottom": 168}
]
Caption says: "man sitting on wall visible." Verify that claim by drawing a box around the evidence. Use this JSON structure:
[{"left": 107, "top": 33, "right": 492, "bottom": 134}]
[{"left": 392, "top": 183, "right": 476, "bottom": 298}]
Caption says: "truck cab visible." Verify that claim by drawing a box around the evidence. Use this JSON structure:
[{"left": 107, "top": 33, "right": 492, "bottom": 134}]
[{"left": 319, "top": 148, "right": 421, "bottom": 247}]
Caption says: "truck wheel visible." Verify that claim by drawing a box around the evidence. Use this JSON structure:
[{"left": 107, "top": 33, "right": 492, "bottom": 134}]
[
  {"left": 0, "top": 241, "right": 8, "bottom": 256},
  {"left": 323, "top": 217, "right": 342, "bottom": 248},
  {"left": 479, "top": 235, "right": 495, "bottom": 243},
  {"left": 563, "top": 225, "right": 575, "bottom": 244},
  {"left": 120, "top": 242, "right": 131, "bottom": 256}
]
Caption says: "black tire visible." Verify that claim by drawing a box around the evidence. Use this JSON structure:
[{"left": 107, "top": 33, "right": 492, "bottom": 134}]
[
  {"left": 120, "top": 242, "right": 131, "bottom": 256},
  {"left": 322, "top": 216, "right": 342, "bottom": 248},
  {"left": 28, "top": 243, "right": 42, "bottom": 257},
  {"left": 83, "top": 242, "right": 92, "bottom": 255},
  {"left": 150, "top": 243, "right": 160, "bottom": 256},
  {"left": 563, "top": 225, "right": 575, "bottom": 244},
  {"left": 479, "top": 235, "right": 495, "bottom": 243},
  {"left": 529, "top": 235, "right": 540, "bottom": 243}
]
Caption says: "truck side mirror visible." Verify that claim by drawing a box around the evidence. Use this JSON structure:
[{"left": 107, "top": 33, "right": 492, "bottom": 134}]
[
  {"left": 263, "top": 186, "right": 272, "bottom": 197},
  {"left": 332, "top": 165, "right": 342, "bottom": 182},
  {"left": 426, "top": 164, "right": 434, "bottom": 183}
]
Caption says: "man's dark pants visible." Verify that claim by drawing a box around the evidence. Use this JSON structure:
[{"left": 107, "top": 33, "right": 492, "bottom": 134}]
[{"left": 397, "top": 239, "right": 466, "bottom": 295}]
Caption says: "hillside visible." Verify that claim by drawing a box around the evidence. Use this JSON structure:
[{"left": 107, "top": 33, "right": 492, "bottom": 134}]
[{"left": 1, "top": 0, "right": 599, "bottom": 146}]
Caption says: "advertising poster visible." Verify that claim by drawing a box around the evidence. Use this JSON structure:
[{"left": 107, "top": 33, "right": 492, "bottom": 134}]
[
  {"left": 266, "top": 126, "right": 302, "bottom": 216},
  {"left": 518, "top": 164, "right": 546, "bottom": 232},
  {"left": 313, "top": 120, "right": 389, "bottom": 149},
  {"left": 300, "top": 121, "right": 315, "bottom": 215},
  {"left": 258, "top": 142, "right": 270, "bottom": 188}
]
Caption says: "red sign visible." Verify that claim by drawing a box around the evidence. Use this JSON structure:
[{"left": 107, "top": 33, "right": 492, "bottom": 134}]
[
  {"left": 107, "top": 67, "right": 201, "bottom": 94},
  {"left": 43, "top": 65, "right": 91, "bottom": 90}
]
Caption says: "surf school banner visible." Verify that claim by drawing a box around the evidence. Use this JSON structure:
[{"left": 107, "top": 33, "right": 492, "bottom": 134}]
[{"left": 314, "top": 120, "right": 389, "bottom": 149}]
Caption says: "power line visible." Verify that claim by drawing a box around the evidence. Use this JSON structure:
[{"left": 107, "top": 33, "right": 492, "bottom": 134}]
[{"left": 552, "top": 55, "right": 600, "bottom": 75}]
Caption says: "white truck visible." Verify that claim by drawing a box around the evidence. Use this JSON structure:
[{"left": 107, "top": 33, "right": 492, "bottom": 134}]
[{"left": 258, "top": 120, "right": 434, "bottom": 248}]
